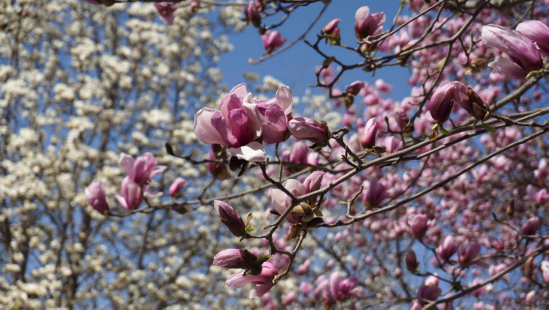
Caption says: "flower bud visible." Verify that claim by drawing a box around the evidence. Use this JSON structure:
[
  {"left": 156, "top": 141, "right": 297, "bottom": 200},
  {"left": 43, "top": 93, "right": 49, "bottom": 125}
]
[
  {"left": 213, "top": 249, "right": 259, "bottom": 270},
  {"left": 417, "top": 283, "right": 441, "bottom": 305},
  {"left": 214, "top": 200, "right": 246, "bottom": 237},
  {"left": 410, "top": 214, "right": 428, "bottom": 239},
  {"left": 288, "top": 117, "right": 329, "bottom": 143},
  {"left": 154, "top": 2, "right": 179, "bottom": 25},
  {"left": 525, "top": 290, "right": 536, "bottom": 306},
  {"left": 428, "top": 81, "right": 468, "bottom": 123},
  {"left": 244, "top": 0, "right": 261, "bottom": 27},
  {"left": 360, "top": 118, "right": 378, "bottom": 148},
  {"left": 322, "top": 18, "right": 341, "bottom": 44},
  {"left": 168, "top": 178, "right": 187, "bottom": 198},
  {"left": 457, "top": 241, "right": 481, "bottom": 266},
  {"left": 406, "top": 249, "right": 419, "bottom": 272},
  {"left": 354, "top": 6, "right": 385, "bottom": 40},
  {"left": 262, "top": 31, "right": 286, "bottom": 54},
  {"left": 289, "top": 142, "right": 308, "bottom": 164},
  {"left": 85, "top": 180, "right": 109, "bottom": 214},
  {"left": 521, "top": 217, "right": 541, "bottom": 236},
  {"left": 115, "top": 176, "right": 143, "bottom": 211},
  {"left": 345, "top": 81, "right": 364, "bottom": 96},
  {"left": 437, "top": 235, "right": 458, "bottom": 261},
  {"left": 304, "top": 171, "right": 324, "bottom": 193}
]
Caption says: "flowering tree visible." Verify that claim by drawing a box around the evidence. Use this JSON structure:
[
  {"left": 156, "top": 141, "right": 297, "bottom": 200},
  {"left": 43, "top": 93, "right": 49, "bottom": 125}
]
[{"left": 1, "top": 0, "right": 548, "bottom": 309}]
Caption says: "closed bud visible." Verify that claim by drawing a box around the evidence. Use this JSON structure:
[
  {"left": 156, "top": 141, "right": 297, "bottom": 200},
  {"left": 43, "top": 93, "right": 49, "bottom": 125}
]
[
  {"left": 428, "top": 81, "right": 468, "bottom": 123},
  {"left": 345, "top": 81, "right": 364, "bottom": 96},
  {"left": 85, "top": 180, "right": 110, "bottom": 214},
  {"left": 406, "top": 249, "right": 419, "bottom": 272},
  {"left": 213, "top": 249, "right": 259, "bottom": 270},
  {"left": 360, "top": 118, "right": 378, "bottom": 149},
  {"left": 521, "top": 217, "right": 541, "bottom": 236},
  {"left": 215, "top": 200, "right": 246, "bottom": 237},
  {"left": 410, "top": 214, "right": 428, "bottom": 239},
  {"left": 287, "top": 117, "right": 330, "bottom": 144}
]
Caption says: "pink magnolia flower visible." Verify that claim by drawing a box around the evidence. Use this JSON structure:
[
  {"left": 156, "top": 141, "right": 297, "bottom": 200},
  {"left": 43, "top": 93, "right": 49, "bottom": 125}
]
[
  {"left": 406, "top": 249, "right": 419, "bottom": 272},
  {"left": 363, "top": 177, "right": 386, "bottom": 206},
  {"left": 516, "top": 20, "right": 549, "bottom": 56},
  {"left": 457, "top": 241, "right": 481, "bottom": 266},
  {"left": 360, "top": 118, "right": 378, "bottom": 148},
  {"left": 482, "top": 24, "right": 542, "bottom": 78},
  {"left": 384, "top": 136, "right": 403, "bottom": 154},
  {"left": 118, "top": 153, "right": 166, "bottom": 186},
  {"left": 329, "top": 272, "right": 362, "bottom": 301},
  {"left": 354, "top": 6, "right": 385, "bottom": 40},
  {"left": 287, "top": 117, "right": 329, "bottom": 143},
  {"left": 323, "top": 18, "right": 341, "bottom": 36},
  {"left": 303, "top": 171, "right": 324, "bottom": 193},
  {"left": 437, "top": 235, "right": 459, "bottom": 261},
  {"left": 428, "top": 81, "right": 468, "bottom": 123},
  {"left": 410, "top": 214, "right": 428, "bottom": 238},
  {"left": 85, "top": 180, "right": 109, "bottom": 214},
  {"left": 416, "top": 283, "right": 441, "bottom": 305},
  {"left": 262, "top": 31, "right": 286, "bottom": 53},
  {"left": 154, "top": 2, "right": 179, "bottom": 25},
  {"left": 115, "top": 176, "right": 144, "bottom": 210},
  {"left": 225, "top": 262, "right": 278, "bottom": 298},
  {"left": 244, "top": 0, "right": 261, "bottom": 27},
  {"left": 215, "top": 200, "right": 246, "bottom": 237},
  {"left": 168, "top": 178, "right": 186, "bottom": 197},
  {"left": 194, "top": 83, "right": 265, "bottom": 162}
]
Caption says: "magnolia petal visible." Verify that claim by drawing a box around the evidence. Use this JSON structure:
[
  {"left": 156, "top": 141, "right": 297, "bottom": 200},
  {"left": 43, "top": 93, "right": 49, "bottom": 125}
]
[
  {"left": 488, "top": 59, "right": 527, "bottom": 79},
  {"left": 228, "top": 141, "right": 266, "bottom": 162},
  {"left": 115, "top": 194, "right": 129, "bottom": 210},
  {"left": 275, "top": 85, "right": 293, "bottom": 115},
  {"left": 118, "top": 153, "right": 135, "bottom": 178},
  {"left": 242, "top": 101, "right": 263, "bottom": 140},
  {"left": 249, "top": 283, "right": 275, "bottom": 299},
  {"left": 194, "top": 108, "right": 227, "bottom": 146}
]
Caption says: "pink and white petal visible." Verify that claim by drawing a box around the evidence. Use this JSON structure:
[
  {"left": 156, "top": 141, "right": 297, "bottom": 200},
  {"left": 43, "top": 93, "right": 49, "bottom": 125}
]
[
  {"left": 228, "top": 141, "right": 266, "bottom": 162},
  {"left": 194, "top": 108, "right": 227, "bottom": 145},
  {"left": 150, "top": 165, "right": 167, "bottom": 178},
  {"left": 221, "top": 94, "right": 243, "bottom": 125},
  {"left": 115, "top": 194, "right": 128, "bottom": 210},
  {"left": 275, "top": 85, "right": 293, "bottom": 115},
  {"left": 225, "top": 271, "right": 251, "bottom": 288},
  {"left": 242, "top": 102, "right": 263, "bottom": 139},
  {"left": 249, "top": 283, "right": 275, "bottom": 299},
  {"left": 211, "top": 112, "right": 239, "bottom": 147},
  {"left": 488, "top": 59, "right": 526, "bottom": 79},
  {"left": 230, "top": 83, "right": 249, "bottom": 103},
  {"left": 118, "top": 153, "right": 135, "bottom": 178}
]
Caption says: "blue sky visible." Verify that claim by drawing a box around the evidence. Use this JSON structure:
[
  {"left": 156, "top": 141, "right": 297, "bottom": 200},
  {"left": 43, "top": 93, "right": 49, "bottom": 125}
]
[{"left": 219, "top": 0, "right": 412, "bottom": 100}]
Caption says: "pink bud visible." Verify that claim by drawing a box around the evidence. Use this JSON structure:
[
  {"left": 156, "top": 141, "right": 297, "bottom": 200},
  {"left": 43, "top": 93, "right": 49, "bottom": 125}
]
[
  {"left": 345, "top": 81, "right": 364, "bottom": 96},
  {"left": 416, "top": 283, "right": 441, "bottom": 305},
  {"left": 541, "top": 261, "right": 549, "bottom": 284},
  {"left": 360, "top": 118, "right": 378, "bottom": 148},
  {"left": 289, "top": 142, "right": 308, "bottom": 164},
  {"left": 410, "top": 214, "right": 428, "bottom": 238},
  {"left": 213, "top": 249, "right": 259, "bottom": 270},
  {"left": 85, "top": 180, "right": 109, "bottom": 214},
  {"left": 304, "top": 171, "right": 324, "bottom": 193},
  {"left": 168, "top": 178, "right": 186, "bottom": 197},
  {"left": 406, "top": 249, "right": 419, "bottom": 272},
  {"left": 288, "top": 117, "right": 329, "bottom": 143},
  {"left": 215, "top": 200, "right": 246, "bottom": 237},
  {"left": 458, "top": 241, "right": 481, "bottom": 266},
  {"left": 354, "top": 6, "right": 386, "bottom": 40},
  {"left": 524, "top": 290, "right": 536, "bottom": 306},
  {"left": 244, "top": 0, "right": 261, "bottom": 26},
  {"left": 428, "top": 81, "right": 468, "bottom": 123},
  {"left": 521, "top": 217, "right": 541, "bottom": 236},
  {"left": 262, "top": 31, "right": 286, "bottom": 53},
  {"left": 323, "top": 18, "right": 341, "bottom": 35},
  {"left": 437, "top": 235, "right": 458, "bottom": 261},
  {"left": 154, "top": 2, "right": 179, "bottom": 25},
  {"left": 363, "top": 178, "right": 386, "bottom": 206}
]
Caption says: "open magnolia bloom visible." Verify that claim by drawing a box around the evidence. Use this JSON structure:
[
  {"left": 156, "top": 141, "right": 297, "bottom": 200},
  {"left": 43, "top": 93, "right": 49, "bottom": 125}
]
[
  {"left": 194, "top": 83, "right": 292, "bottom": 162},
  {"left": 225, "top": 262, "right": 278, "bottom": 298}
]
